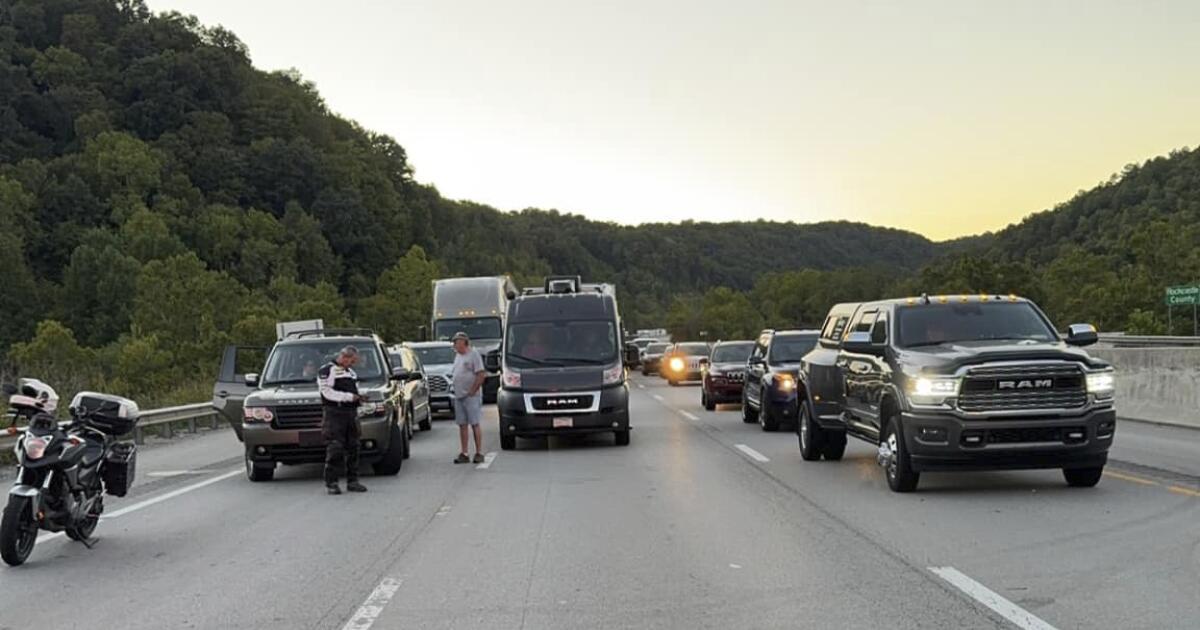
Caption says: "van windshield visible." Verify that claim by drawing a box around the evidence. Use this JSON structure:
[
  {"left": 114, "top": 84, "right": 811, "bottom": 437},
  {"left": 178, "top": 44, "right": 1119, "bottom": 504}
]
[
  {"left": 507, "top": 320, "right": 618, "bottom": 368},
  {"left": 434, "top": 317, "right": 502, "bottom": 341},
  {"left": 262, "top": 341, "right": 384, "bottom": 385}
]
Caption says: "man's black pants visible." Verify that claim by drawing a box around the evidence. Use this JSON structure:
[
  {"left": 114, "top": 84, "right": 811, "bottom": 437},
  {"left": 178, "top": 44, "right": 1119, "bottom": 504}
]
[{"left": 323, "top": 406, "right": 360, "bottom": 485}]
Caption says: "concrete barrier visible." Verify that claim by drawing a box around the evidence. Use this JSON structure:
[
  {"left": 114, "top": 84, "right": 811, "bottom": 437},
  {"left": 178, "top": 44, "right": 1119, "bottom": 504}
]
[{"left": 1090, "top": 347, "right": 1200, "bottom": 430}]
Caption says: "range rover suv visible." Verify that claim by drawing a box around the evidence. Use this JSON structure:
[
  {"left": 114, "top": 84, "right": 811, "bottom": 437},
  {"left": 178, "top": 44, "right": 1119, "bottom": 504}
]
[
  {"left": 742, "top": 330, "right": 819, "bottom": 431},
  {"left": 214, "top": 329, "right": 416, "bottom": 481},
  {"left": 497, "top": 276, "right": 630, "bottom": 450},
  {"left": 799, "top": 296, "right": 1115, "bottom": 492}
]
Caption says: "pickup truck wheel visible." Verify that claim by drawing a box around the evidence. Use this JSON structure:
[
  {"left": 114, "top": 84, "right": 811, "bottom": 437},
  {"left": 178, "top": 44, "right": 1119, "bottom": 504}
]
[
  {"left": 614, "top": 430, "right": 630, "bottom": 446},
  {"left": 798, "top": 402, "right": 823, "bottom": 461},
  {"left": 1063, "top": 466, "right": 1103, "bottom": 487},
  {"left": 881, "top": 421, "right": 919, "bottom": 492},
  {"left": 741, "top": 394, "right": 758, "bottom": 424},
  {"left": 401, "top": 421, "right": 412, "bottom": 459},
  {"left": 500, "top": 434, "right": 516, "bottom": 451},
  {"left": 373, "top": 423, "right": 404, "bottom": 476},
  {"left": 418, "top": 408, "right": 432, "bottom": 432},
  {"left": 245, "top": 452, "right": 275, "bottom": 482}
]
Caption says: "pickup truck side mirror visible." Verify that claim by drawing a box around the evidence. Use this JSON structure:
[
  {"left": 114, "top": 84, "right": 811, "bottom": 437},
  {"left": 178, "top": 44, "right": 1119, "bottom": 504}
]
[
  {"left": 391, "top": 366, "right": 409, "bottom": 381},
  {"left": 407, "top": 370, "right": 424, "bottom": 382},
  {"left": 484, "top": 349, "right": 501, "bottom": 372},
  {"left": 1065, "top": 324, "right": 1098, "bottom": 347},
  {"left": 843, "top": 332, "right": 885, "bottom": 356},
  {"left": 244, "top": 373, "right": 260, "bottom": 387}
]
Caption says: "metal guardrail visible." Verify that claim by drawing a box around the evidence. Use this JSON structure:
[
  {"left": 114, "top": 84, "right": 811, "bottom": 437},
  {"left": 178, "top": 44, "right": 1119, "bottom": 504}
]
[
  {"left": 1097, "top": 334, "right": 1200, "bottom": 348},
  {"left": 1, "top": 402, "right": 217, "bottom": 451}
]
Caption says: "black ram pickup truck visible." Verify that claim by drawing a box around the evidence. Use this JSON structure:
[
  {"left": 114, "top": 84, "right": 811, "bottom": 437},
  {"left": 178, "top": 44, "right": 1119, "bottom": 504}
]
[{"left": 799, "top": 296, "right": 1116, "bottom": 492}]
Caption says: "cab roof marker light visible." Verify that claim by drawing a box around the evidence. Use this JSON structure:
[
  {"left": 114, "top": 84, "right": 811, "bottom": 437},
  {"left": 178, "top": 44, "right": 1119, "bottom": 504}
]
[
  {"left": 906, "top": 297, "right": 916, "bottom": 305},
  {"left": 938, "top": 295, "right": 949, "bottom": 304},
  {"left": 959, "top": 295, "right": 968, "bottom": 303}
]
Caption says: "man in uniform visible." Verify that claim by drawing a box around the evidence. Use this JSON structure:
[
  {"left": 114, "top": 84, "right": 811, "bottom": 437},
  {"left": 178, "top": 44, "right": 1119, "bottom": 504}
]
[{"left": 318, "top": 346, "right": 368, "bottom": 494}]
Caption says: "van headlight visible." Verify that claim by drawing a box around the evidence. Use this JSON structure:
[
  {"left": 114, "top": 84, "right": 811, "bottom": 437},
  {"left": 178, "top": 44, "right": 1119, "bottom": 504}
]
[
  {"left": 909, "top": 377, "right": 959, "bottom": 405},
  {"left": 1086, "top": 370, "right": 1115, "bottom": 400},
  {"left": 603, "top": 364, "right": 625, "bottom": 386}
]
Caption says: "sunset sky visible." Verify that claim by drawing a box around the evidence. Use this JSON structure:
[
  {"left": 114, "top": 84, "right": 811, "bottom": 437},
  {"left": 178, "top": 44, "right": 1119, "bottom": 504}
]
[{"left": 154, "top": 0, "right": 1200, "bottom": 240}]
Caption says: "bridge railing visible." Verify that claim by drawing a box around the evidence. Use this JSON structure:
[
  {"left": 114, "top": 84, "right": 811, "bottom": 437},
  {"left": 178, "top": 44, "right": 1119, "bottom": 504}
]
[{"left": 1, "top": 402, "right": 218, "bottom": 451}]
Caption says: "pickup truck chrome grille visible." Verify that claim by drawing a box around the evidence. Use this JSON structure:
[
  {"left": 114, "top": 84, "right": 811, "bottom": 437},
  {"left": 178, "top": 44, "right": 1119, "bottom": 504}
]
[
  {"left": 428, "top": 375, "right": 449, "bottom": 394},
  {"left": 272, "top": 404, "right": 324, "bottom": 430},
  {"left": 958, "top": 364, "right": 1087, "bottom": 413}
]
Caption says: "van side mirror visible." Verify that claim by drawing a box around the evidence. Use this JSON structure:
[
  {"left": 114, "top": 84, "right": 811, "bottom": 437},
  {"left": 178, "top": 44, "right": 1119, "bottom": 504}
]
[
  {"left": 484, "top": 349, "right": 501, "bottom": 372},
  {"left": 843, "top": 332, "right": 884, "bottom": 356},
  {"left": 244, "top": 373, "right": 259, "bottom": 387},
  {"left": 1065, "top": 324, "right": 1098, "bottom": 347}
]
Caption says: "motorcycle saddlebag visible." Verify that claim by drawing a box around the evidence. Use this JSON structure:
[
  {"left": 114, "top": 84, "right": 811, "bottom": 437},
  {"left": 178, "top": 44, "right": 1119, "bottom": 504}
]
[
  {"left": 102, "top": 442, "right": 137, "bottom": 497},
  {"left": 71, "top": 392, "right": 140, "bottom": 436}
]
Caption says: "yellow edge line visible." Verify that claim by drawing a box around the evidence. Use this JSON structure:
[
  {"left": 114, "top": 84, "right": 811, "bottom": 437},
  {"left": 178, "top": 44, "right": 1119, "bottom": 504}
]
[
  {"left": 1167, "top": 485, "right": 1200, "bottom": 498},
  {"left": 1103, "top": 471, "right": 1159, "bottom": 486}
]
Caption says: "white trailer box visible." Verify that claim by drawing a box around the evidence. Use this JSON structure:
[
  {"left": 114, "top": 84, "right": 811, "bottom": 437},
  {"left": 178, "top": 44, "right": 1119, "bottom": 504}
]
[{"left": 276, "top": 319, "right": 324, "bottom": 340}]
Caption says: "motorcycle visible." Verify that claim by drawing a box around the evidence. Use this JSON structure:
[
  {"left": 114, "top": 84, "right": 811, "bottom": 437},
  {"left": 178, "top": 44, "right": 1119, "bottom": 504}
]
[{"left": 1, "top": 379, "right": 139, "bottom": 567}]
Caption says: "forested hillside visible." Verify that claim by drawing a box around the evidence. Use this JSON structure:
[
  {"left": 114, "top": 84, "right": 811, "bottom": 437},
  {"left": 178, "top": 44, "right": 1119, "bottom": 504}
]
[{"left": 2, "top": 0, "right": 1198, "bottom": 407}]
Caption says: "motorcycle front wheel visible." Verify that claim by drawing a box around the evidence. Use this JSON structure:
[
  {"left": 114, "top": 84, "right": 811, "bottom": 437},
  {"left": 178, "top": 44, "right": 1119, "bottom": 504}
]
[{"left": 1, "top": 495, "right": 38, "bottom": 566}]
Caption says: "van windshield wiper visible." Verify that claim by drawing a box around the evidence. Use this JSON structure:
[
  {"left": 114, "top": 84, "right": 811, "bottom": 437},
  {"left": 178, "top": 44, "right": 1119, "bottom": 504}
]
[
  {"left": 544, "top": 356, "right": 607, "bottom": 365},
  {"left": 506, "top": 353, "right": 562, "bottom": 366}
]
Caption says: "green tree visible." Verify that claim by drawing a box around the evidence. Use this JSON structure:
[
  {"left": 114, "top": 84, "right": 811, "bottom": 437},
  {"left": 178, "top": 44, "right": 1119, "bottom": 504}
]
[
  {"left": 7, "top": 320, "right": 102, "bottom": 397},
  {"left": 61, "top": 243, "right": 142, "bottom": 346},
  {"left": 357, "top": 245, "right": 440, "bottom": 341}
]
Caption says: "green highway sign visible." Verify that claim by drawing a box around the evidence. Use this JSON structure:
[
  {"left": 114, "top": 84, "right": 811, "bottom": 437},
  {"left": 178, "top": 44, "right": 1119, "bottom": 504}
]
[{"left": 1165, "top": 284, "right": 1200, "bottom": 306}]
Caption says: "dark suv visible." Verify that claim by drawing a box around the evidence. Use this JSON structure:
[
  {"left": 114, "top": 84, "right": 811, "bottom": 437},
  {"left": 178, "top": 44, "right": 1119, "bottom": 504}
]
[
  {"left": 742, "top": 330, "right": 819, "bottom": 431},
  {"left": 640, "top": 342, "right": 670, "bottom": 376},
  {"left": 799, "top": 296, "right": 1115, "bottom": 492},
  {"left": 701, "top": 340, "right": 754, "bottom": 410},
  {"left": 214, "top": 330, "right": 416, "bottom": 482}
]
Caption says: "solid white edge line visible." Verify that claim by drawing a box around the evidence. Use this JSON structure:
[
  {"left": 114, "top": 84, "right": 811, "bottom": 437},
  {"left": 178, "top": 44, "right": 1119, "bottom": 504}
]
[
  {"left": 476, "top": 451, "right": 497, "bottom": 469},
  {"left": 929, "top": 567, "right": 1058, "bottom": 630},
  {"left": 734, "top": 444, "right": 770, "bottom": 463},
  {"left": 680, "top": 411, "right": 700, "bottom": 422},
  {"left": 34, "top": 468, "right": 241, "bottom": 544},
  {"left": 652, "top": 394, "right": 664, "bottom": 401},
  {"left": 103, "top": 469, "right": 242, "bottom": 519},
  {"left": 341, "top": 577, "right": 403, "bottom": 630}
]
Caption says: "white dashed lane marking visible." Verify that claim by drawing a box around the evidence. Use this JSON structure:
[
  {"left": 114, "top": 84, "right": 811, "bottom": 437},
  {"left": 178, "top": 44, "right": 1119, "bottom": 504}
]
[
  {"left": 341, "top": 577, "right": 403, "bottom": 630},
  {"left": 734, "top": 444, "right": 770, "bottom": 463},
  {"left": 476, "top": 452, "right": 497, "bottom": 470},
  {"left": 680, "top": 410, "right": 700, "bottom": 422}
]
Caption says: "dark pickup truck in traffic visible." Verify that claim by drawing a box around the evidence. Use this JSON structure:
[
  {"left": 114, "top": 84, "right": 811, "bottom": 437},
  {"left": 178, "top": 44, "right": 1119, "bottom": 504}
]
[{"left": 799, "top": 296, "right": 1116, "bottom": 492}]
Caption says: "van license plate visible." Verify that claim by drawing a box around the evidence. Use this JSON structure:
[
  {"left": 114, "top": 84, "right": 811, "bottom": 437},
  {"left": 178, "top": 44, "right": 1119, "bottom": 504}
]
[{"left": 553, "top": 417, "right": 573, "bottom": 428}]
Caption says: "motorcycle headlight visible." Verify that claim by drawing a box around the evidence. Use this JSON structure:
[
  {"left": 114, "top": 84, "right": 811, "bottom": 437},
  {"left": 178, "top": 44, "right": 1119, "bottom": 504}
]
[
  {"left": 24, "top": 436, "right": 48, "bottom": 460},
  {"left": 243, "top": 407, "right": 274, "bottom": 423},
  {"left": 602, "top": 364, "right": 625, "bottom": 386},
  {"left": 669, "top": 357, "right": 685, "bottom": 372},
  {"left": 1086, "top": 371, "right": 1115, "bottom": 399},
  {"left": 909, "top": 377, "right": 959, "bottom": 406}
]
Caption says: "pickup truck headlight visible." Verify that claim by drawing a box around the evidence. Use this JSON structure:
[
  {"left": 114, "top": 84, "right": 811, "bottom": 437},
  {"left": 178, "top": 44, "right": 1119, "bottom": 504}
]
[
  {"left": 909, "top": 377, "right": 959, "bottom": 406},
  {"left": 1086, "top": 371, "right": 1115, "bottom": 399},
  {"left": 602, "top": 364, "right": 625, "bottom": 386},
  {"left": 775, "top": 374, "right": 796, "bottom": 392}
]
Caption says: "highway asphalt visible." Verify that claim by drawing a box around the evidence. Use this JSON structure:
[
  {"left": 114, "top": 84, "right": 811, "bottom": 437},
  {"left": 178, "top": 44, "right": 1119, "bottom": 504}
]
[{"left": 1, "top": 376, "right": 1196, "bottom": 629}]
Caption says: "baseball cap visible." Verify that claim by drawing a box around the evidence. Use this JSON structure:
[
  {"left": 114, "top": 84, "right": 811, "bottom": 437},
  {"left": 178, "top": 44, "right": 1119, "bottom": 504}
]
[{"left": 451, "top": 332, "right": 470, "bottom": 342}]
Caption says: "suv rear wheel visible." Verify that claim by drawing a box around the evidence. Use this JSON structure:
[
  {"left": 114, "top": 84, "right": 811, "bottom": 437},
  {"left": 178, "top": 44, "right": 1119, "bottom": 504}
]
[
  {"left": 418, "top": 405, "right": 431, "bottom": 432},
  {"left": 741, "top": 392, "right": 758, "bottom": 424},
  {"left": 1063, "top": 466, "right": 1103, "bottom": 487}
]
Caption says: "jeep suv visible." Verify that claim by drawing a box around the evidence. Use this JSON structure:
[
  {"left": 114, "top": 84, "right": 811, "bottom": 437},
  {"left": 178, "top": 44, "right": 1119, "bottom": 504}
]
[
  {"left": 799, "top": 296, "right": 1115, "bottom": 492},
  {"left": 214, "top": 329, "right": 414, "bottom": 482},
  {"left": 661, "top": 342, "right": 712, "bottom": 385},
  {"left": 701, "top": 340, "right": 754, "bottom": 410},
  {"left": 742, "top": 330, "right": 819, "bottom": 431}
]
